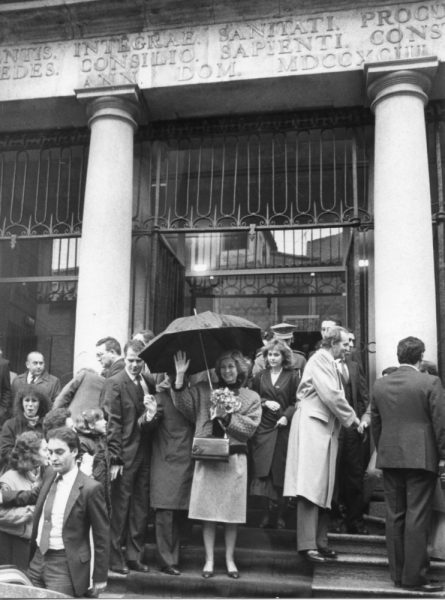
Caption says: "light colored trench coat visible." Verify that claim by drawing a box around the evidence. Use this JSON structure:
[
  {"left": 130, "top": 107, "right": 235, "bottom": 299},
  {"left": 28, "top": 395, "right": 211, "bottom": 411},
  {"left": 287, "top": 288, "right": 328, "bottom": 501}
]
[{"left": 283, "top": 348, "right": 357, "bottom": 508}]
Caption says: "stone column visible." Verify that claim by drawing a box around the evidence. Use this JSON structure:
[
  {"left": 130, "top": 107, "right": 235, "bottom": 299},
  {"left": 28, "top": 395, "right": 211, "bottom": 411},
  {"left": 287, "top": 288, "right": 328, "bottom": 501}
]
[
  {"left": 74, "top": 86, "right": 141, "bottom": 371},
  {"left": 366, "top": 58, "right": 438, "bottom": 375}
]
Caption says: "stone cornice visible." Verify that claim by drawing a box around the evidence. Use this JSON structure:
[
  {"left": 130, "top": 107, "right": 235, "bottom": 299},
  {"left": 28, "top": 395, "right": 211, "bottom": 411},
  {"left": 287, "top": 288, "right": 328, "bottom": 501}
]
[
  {"left": 76, "top": 85, "right": 142, "bottom": 128},
  {"left": 365, "top": 57, "right": 439, "bottom": 110},
  {"left": 0, "top": 0, "right": 397, "bottom": 44}
]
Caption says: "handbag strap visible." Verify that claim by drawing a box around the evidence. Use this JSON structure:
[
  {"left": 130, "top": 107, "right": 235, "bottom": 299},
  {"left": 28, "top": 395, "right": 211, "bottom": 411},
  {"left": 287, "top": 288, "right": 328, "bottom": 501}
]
[{"left": 217, "top": 419, "right": 228, "bottom": 439}]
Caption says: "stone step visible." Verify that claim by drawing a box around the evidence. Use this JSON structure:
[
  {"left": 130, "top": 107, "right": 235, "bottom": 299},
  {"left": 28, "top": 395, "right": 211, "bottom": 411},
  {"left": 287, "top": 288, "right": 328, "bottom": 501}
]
[
  {"left": 312, "top": 560, "right": 445, "bottom": 598},
  {"left": 108, "top": 565, "right": 313, "bottom": 598},
  {"left": 369, "top": 501, "right": 386, "bottom": 519},
  {"left": 103, "top": 529, "right": 445, "bottom": 599},
  {"left": 146, "top": 522, "right": 298, "bottom": 551},
  {"left": 328, "top": 533, "right": 387, "bottom": 556},
  {"left": 142, "top": 543, "right": 303, "bottom": 573}
]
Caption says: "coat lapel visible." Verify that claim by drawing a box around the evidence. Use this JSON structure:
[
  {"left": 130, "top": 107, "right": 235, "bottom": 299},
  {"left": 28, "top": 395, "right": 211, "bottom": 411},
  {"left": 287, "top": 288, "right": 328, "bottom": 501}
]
[
  {"left": 63, "top": 471, "right": 83, "bottom": 525},
  {"left": 123, "top": 371, "right": 141, "bottom": 409},
  {"left": 32, "top": 469, "right": 57, "bottom": 541}
]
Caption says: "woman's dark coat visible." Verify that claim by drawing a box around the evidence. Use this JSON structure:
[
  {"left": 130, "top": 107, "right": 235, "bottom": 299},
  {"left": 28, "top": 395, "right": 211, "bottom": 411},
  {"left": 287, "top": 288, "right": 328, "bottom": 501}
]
[{"left": 250, "top": 369, "right": 299, "bottom": 487}]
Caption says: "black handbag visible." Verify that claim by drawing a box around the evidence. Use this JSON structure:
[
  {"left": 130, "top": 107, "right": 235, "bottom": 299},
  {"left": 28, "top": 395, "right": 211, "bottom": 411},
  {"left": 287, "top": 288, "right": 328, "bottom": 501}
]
[{"left": 191, "top": 433, "right": 229, "bottom": 462}]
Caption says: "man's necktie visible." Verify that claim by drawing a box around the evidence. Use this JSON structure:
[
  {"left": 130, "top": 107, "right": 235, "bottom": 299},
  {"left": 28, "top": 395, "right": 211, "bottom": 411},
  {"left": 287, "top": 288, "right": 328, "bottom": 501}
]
[
  {"left": 338, "top": 360, "right": 349, "bottom": 384},
  {"left": 39, "top": 475, "right": 61, "bottom": 555},
  {"left": 135, "top": 375, "right": 144, "bottom": 401},
  {"left": 31, "top": 375, "right": 37, "bottom": 384}
]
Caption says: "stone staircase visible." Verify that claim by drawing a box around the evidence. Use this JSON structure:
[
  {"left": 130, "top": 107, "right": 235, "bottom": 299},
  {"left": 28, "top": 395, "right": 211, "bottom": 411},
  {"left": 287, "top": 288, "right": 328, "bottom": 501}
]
[{"left": 101, "top": 497, "right": 445, "bottom": 599}]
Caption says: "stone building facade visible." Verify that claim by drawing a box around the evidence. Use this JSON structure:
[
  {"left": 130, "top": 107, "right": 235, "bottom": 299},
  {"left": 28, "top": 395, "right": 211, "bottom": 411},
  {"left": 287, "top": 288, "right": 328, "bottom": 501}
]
[{"left": 0, "top": 0, "right": 444, "bottom": 383}]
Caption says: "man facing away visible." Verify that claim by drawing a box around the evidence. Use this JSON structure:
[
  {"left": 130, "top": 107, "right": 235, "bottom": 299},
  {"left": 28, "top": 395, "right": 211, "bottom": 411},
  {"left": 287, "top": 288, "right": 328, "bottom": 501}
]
[
  {"left": 371, "top": 336, "right": 445, "bottom": 593},
  {"left": 0, "top": 426, "right": 109, "bottom": 597},
  {"left": 12, "top": 351, "right": 61, "bottom": 404}
]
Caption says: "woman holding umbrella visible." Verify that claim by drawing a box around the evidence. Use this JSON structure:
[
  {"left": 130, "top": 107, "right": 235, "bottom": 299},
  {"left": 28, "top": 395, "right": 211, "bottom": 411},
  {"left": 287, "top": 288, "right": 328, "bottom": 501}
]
[{"left": 172, "top": 349, "right": 261, "bottom": 579}]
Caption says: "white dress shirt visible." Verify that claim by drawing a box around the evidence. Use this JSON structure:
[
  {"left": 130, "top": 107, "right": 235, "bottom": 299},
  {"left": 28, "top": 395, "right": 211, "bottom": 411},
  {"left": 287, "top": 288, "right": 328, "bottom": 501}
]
[
  {"left": 37, "top": 466, "right": 78, "bottom": 551},
  {"left": 127, "top": 371, "right": 150, "bottom": 395}
]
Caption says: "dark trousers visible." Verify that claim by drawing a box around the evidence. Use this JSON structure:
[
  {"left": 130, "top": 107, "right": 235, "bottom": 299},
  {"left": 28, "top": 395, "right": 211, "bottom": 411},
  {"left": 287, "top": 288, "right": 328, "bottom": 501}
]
[
  {"left": 28, "top": 548, "right": 75, "bottom": 597},
  {"left": 296, "top": 496, "right": 330, "bottom": 552},
  {"left": 0, "top": 531, "right": 30, "bottom": 571},
  {"left": 110, "top": 451, "right": 150, "bottom": 566},
  {"left": 337, "top": 428, "right": 366, "bottom": 527},
  {"left": 382, "top": 468, "right": 436, "bottom": 586},
  {"left": 155, "top": 509, "right": 188, "bottom": 568}
]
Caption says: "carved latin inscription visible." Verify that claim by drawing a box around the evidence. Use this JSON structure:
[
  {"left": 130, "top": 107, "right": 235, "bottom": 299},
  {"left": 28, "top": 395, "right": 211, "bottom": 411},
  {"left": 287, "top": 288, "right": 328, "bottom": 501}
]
[{"left": 0, "top": 1, "right": 443, "bottom": 97}]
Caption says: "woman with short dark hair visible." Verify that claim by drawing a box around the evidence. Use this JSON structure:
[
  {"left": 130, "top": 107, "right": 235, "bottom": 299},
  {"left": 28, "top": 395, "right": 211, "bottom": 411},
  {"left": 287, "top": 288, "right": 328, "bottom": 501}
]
[{"left": 0, "top": 387, "right": 50, "bottom": 468}]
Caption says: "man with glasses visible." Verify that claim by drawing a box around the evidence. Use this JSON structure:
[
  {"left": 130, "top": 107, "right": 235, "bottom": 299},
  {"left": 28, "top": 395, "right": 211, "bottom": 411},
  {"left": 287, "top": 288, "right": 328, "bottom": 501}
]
[{"left": 95, "top": 337, "right": 125, "bottom": 378}]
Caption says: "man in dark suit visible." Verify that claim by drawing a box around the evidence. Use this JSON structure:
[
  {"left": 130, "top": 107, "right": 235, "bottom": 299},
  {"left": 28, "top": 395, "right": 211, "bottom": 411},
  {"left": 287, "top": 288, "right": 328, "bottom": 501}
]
[
  {"left": 96, "top": 336, "right": 125, "bottom": 378},
  {"left": 0, "top": 350, "right": 11, "bottom": 426},
  {"left": 333, "top": 342, "right": 370, "bottom": 534},
  {"left": 372, "top": 336, "right": 445, "bottom": 593},
  {"left": 101, "top": 339, "right": 155, "bottom": 574},
  {"left": 12, "top": 351, "right": 61, "bottom": 404},
  {"left": 0, "top": 426, "right": 109, "bottom": 597}
]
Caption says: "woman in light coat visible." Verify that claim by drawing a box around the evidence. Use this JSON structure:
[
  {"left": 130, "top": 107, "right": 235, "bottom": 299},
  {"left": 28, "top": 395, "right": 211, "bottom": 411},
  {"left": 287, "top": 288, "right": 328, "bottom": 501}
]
[
  {"left": 172, "top": 349, "right": 261, "bottom": 579},
  {"left": 284, "top": 327, "right": 361, "bottom": 562}
]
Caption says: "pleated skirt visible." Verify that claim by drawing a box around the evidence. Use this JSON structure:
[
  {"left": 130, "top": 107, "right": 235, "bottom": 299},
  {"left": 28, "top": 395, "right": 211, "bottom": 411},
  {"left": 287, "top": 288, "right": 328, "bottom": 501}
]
[{"left": 188, "top": 453, "right": 247, "bottom": 523}]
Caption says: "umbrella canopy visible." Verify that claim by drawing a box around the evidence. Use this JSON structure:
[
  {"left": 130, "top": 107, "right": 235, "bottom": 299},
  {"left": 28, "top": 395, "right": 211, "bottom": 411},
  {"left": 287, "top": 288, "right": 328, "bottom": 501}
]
[{"left": 139, "top": 311, "right": 263, "bottom": 375}]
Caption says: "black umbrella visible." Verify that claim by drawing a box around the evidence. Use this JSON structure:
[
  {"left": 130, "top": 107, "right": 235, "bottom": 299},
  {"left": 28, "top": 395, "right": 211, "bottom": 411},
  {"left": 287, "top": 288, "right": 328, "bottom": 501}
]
[{"left": 139, "top": 310, "right": 262, "bottom": 375}]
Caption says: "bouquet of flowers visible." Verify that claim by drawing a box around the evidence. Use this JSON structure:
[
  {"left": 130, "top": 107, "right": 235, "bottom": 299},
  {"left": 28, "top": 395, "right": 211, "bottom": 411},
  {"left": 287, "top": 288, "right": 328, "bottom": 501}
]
[{"left": 210, "top": 387, "right": 242, "bottom": 420}]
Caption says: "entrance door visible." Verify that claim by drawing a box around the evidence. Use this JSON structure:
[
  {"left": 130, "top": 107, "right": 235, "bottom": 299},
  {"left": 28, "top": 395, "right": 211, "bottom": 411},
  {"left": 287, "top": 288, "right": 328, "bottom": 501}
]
[
  {"left": 131, "top": 232, "right": 185, "bottom": 335},
  {"left": 160, "top": 227, "right": 354, "bottom": 357},
  {"left": 133, "top": 109, "right": 373, "bottom": 363}
]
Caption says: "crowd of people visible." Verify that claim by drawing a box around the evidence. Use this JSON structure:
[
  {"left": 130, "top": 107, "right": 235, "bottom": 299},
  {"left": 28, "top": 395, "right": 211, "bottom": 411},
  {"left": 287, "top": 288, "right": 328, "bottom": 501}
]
[{"left": 0, "top": 319, "right": 443, "bottom": 596}]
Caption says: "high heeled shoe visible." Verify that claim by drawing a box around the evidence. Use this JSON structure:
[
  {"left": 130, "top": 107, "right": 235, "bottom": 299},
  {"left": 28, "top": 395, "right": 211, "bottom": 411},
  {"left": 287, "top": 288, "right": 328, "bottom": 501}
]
[
  {"left": 227, "top": 570, "right": 240, "bottom": 579},
  {"left": 202, "top": 569, "right": 214, "bottom": 578}
]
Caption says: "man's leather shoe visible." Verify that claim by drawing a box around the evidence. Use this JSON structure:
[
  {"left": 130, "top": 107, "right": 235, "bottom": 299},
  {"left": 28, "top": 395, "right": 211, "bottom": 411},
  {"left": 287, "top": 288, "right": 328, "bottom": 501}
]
[
  {"left": 109, "top": 564, "right": 129, "bottom": 575},
  {"left": 302, "top": 550, "right": 326, "bottom": 563},
  {"left": 403, "top": 582, "right": 443, "bottom": 593},
  {"left": 161, "top": 566, "right": 181, "bottom": 576},
  {"left": 127, "top": 560, "right": 149, "bottom": 573},
  {"left": 317, "top": 547, "right": 337, "bottom": 559}
]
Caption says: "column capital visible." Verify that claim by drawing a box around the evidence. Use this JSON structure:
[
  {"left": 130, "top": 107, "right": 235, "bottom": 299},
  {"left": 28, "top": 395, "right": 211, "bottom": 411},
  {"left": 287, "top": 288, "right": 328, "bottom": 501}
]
[
  {"left": 365, "top": 57, "right": 438, "bottom": 112},
  {"left": 75, "top": 84, "right": 143, "bottom": 130}
]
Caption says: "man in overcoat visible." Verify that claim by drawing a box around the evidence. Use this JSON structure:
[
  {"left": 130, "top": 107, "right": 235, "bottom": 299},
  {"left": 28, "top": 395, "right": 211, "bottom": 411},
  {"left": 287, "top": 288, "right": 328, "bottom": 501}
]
[
  {"left": 12, "top": 351, "right": 61, "bottom": 404},
  {"left": 53, "top": 367, "right": 105, "bottom": 421},
  {"left": 371, "top": 336, "right": 445, "bottom": 593},
  {"left": 140, "top": 378, "right": 194, "bottom": 575},
  {"left": 283, "top": 326, "right": 360, "bottom": 562}
]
